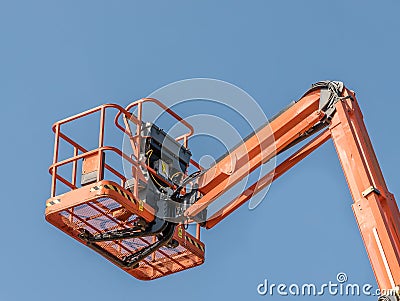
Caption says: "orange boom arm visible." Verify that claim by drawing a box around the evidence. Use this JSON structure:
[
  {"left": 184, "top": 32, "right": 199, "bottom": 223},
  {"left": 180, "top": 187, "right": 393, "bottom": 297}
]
[{"left": 185, "top": 81, "right": 400, "bottom": 296}]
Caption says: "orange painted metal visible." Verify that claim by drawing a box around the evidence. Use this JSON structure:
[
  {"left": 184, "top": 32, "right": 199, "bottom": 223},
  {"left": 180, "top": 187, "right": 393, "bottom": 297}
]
[
  {"left": 45, "top": 84, "right": 400, "bottom": 290},
  {"left": 45, "top": 181, "right": 204, "bottom": 280},
  {"left": 185, "top": 90, "right": 326, "bottom": 217},
  {"left": 81, "top": 153, "right": 102, "bottom": 179},
  {"left": 45, "top": 100, "right": 204, "bottom": 280},
  {"left": 205, "top": 129, "right": 331, "bottom": 229},
  {"left": 188, "top": 85, "right": 399, "bottom": 293},
  {"left": 330, "top": 89, "right": 400, "bottom": 292},
  {"left": 114, "top": 97, "right": 194, "bottom": 149}
]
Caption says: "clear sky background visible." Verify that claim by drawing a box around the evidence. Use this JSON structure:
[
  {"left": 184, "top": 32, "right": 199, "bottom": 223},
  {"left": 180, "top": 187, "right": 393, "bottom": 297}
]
[{"left": 1, "top": 1, "right": 400, "bottom": 300}]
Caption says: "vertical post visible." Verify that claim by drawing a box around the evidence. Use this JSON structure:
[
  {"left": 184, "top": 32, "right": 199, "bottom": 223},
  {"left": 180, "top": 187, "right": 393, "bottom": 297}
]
[
  {"left": 133, "top": 102, "right": 143, "bottom": 199},
  {"left": 196, "top": 223, "right": 201, "bottom": 240},
  {"left": 99, "top": 107, "right": 105, "bottom": 147},
  {"left": 51, "top": 124, "right": 60, "bottom": 197},
  {"left": 71, "top": 146, "right": 78, "bottom": 187},
  {"left": 151, "top": 235, "right": 156, "bottom": 261},
  {"left": 98, "top": 107, "right": 105, "bottom": 181},
  {"left": 184, "top": 136, "right": 188, "bottom": 149}
]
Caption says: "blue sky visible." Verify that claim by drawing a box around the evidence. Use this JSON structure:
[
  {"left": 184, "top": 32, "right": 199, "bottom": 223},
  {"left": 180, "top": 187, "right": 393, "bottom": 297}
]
[{"left": 1, "top": 1, "right": 399, "bottom": 300}]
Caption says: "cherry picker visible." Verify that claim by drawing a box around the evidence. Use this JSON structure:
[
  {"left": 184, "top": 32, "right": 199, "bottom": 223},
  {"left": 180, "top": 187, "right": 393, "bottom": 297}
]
[{"left": 45, "top": 81, "right": 400, "bottom": 300}]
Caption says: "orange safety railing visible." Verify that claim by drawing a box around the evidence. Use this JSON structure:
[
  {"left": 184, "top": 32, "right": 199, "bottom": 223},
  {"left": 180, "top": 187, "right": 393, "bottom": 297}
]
[
  {"left": 114, "top": 98, "right": 195, "bottom": 199},
  {"left": 50, "top": 103, "right": 135, "bottom": 198},
  {"left": 49, "top": 98, "right": 202, "bottom": 238}
]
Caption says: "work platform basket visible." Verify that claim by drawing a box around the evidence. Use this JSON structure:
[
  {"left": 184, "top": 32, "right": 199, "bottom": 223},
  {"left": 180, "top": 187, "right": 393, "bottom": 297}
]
[{"left": 45, "top": 99, "right": 205, "bottom": 280}]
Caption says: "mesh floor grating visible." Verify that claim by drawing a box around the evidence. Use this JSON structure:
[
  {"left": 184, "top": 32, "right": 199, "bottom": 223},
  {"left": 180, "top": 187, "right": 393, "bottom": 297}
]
[{"left": 48, "top": 194, "right": 204, "bottom": 280}]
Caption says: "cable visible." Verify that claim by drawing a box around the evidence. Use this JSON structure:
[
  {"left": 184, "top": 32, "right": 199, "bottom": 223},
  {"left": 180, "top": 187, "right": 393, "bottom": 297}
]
[
  {"left": 171, "top": 170, "right": 205, "bottom": 200},
  {"left": 145, "top": 149, "right": 167, "bottom": 189}
]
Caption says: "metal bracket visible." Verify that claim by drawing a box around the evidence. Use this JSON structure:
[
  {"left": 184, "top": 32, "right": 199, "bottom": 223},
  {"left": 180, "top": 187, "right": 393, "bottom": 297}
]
[{"left": 362, "top": 186, "right": 381, "bottom": 197}]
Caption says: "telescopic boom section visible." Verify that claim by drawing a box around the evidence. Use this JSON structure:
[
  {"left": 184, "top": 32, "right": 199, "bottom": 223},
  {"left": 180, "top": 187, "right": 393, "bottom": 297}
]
[
  {"left": 330, "top": 88, "right": 400, "bottom": 293},
  {"left": 186, "top": 88, "right": 326, "bottom": 217},
  {"left": 185, "top": 82, "right": 400, "bottom": 295}
]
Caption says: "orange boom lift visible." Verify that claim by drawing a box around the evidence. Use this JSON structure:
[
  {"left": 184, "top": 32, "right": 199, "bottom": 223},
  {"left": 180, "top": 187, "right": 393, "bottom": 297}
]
[{"left": 45, "top": 81, "right": 399, "bottom": 300}]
